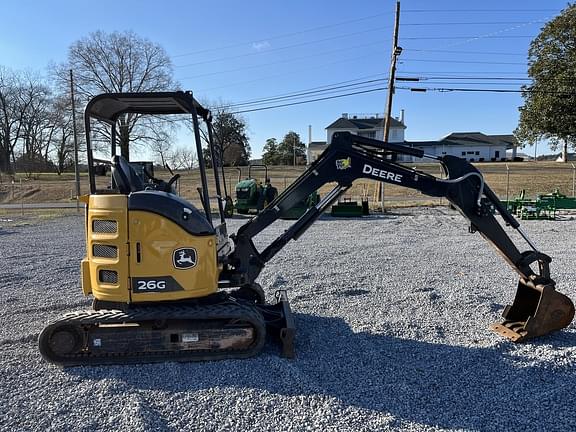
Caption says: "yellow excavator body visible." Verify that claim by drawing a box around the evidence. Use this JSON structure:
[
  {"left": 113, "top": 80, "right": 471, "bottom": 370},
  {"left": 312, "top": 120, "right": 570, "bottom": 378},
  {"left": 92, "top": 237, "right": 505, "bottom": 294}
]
[{"left": 81, "top": 194, "right": 219, "bottom": 304}]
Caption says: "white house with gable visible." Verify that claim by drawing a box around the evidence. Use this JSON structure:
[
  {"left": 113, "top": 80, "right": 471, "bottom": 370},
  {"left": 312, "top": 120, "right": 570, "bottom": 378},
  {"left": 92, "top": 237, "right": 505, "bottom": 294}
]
[
  {"left": 306, "top": 112, "right": 518, "bottom": 164},
  {"left": 307, "top": 113, "right": 406, "bottom": 163}
]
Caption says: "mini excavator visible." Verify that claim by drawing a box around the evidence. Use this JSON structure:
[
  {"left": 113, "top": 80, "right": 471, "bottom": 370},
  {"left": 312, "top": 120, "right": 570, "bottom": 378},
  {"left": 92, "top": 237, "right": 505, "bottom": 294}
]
[{"left": 39, "top": 92, "right": 575, "bottom": 366}]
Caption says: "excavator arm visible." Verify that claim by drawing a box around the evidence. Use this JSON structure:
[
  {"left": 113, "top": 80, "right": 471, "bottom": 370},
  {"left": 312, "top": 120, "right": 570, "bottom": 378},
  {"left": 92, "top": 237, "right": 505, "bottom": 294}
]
[{"left": 222, "top": 132, "right": 574, "bottom": 342}]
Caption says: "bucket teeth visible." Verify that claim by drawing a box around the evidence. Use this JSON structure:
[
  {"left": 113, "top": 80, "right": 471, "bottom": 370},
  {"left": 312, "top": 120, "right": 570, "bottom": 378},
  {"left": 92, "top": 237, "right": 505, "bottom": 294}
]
[
  {"left": 490, "top": 281, "right": 575, "bottom": 343},
  {"left": 489, "top": 322, "right": 529, "bottom": 342}
]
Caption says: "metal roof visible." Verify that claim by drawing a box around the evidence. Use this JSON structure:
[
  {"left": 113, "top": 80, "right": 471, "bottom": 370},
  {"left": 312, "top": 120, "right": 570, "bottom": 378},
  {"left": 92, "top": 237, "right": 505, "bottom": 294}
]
[
  {"left": 405, "top": 133, "right": 517, "bottom": 149},
  {"left": 84, "top": 91, "right": 211, "bottom": 123},
  {"left": 326, "top": 116, "right": 405, "bottom": 130}
]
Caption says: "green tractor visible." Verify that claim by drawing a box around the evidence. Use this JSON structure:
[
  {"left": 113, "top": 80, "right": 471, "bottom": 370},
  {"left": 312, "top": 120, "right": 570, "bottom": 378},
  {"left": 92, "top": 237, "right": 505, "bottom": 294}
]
[
  {"left": 279, "top": 191, "right": 320, "bottom": 220},
  {"left": 234, "top": 165, "right": 278, "bottom": 215}
]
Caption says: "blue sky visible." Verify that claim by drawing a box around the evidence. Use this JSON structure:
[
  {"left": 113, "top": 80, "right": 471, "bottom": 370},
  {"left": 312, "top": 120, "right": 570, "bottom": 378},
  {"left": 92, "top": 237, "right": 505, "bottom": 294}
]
[{"left": 0, "top": 0, "right": 568, "bottom": 158}]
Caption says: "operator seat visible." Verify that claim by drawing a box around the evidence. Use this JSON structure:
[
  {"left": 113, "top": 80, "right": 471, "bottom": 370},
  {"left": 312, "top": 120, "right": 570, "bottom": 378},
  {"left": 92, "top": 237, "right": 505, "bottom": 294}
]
[{"left": 111, "top": 155, "right": 144, "bottom": 194}]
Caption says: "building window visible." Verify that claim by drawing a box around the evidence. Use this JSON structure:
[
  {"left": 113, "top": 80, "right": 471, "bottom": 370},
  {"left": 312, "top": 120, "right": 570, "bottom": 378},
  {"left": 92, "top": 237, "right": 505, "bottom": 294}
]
[
  {"left": 360, "top": 131, "right": 376, "bottom": 139},
  {"left": 475, "top": 151, "right": 480, "bottom": 155},
  {"left": 461, "top": 151, "right": 466, "bottom": 156}
]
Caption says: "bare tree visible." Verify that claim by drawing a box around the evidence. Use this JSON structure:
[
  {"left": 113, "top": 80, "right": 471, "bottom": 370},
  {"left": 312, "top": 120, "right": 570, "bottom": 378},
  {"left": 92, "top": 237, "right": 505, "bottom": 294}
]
[
  {"left": 168, "top": 146, "right": 197, "bottom": 171},
  {"left": 56, "top": 31, "right": 178, "bottom": 160},
  {"left": 0, "top": 67, "right": 51, "bottom": 174},
  {"left": 0, "top": 66, "right": 18, "bottom": 173},
  {"left": 49, "top": 93, "right": 84, "bottom": 174},
  {"left": 148, "top": 131, "right": 173, "bottom": 167},
  {"left": 19, "top": 78, "right": 54, "bottom": 168}
]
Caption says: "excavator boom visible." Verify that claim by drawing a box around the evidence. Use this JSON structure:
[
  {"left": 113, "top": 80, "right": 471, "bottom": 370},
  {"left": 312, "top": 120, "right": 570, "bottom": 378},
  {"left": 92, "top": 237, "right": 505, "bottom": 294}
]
[{"left": 221, "top": 132, "right": 574, "bottom": 343}]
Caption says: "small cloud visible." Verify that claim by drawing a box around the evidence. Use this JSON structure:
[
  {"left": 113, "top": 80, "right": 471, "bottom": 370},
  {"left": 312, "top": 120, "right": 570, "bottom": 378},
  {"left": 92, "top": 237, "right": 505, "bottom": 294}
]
[{"left": 252, "top": 41, "right": 271, "bottom": 52}]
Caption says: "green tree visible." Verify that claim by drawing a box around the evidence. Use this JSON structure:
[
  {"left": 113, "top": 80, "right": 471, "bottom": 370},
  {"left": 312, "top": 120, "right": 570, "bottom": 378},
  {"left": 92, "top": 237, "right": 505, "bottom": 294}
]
[
  {"left": 516, "top": 4, "right": 576, "bottom": 162},
  {"left": 277, "top": 131, "right": 306, "bottom": 165},
  {"left": 262, "top": 138, "right": 281, "bottom": 165},
  {"left": 211, "top": 110, "right": 251, "bottom": 166}
]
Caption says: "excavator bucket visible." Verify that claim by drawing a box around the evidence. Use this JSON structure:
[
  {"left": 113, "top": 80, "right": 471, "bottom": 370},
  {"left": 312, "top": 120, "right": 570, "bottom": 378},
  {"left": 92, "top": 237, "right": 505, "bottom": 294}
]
[{"left": 490, "top": 281, "right": 575, "bottom": 342}]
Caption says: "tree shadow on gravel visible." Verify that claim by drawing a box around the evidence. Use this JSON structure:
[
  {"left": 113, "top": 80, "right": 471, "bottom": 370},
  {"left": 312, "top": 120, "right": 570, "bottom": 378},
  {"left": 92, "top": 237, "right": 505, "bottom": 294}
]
[{"left": 66, "top": 313, "right": 576, "bottom": 431}]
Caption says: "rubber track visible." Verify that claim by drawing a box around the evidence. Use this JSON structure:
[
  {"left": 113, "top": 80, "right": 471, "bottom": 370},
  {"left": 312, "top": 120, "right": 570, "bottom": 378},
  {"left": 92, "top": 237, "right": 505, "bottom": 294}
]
[{"left": 38, "top": 302, "right": 266, "bottom": 367}]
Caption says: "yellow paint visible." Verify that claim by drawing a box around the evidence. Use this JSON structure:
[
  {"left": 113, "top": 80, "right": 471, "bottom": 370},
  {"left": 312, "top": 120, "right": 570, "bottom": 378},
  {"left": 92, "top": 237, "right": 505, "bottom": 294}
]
[
  {"left": 129, "top": 210, "right": 218, "bottom": 302},
  {"left": 82, "top": 194, "right": 219, "bottom": 304},
  {"left": 84, "top": 195, "right": 130, "bottom": 302}
]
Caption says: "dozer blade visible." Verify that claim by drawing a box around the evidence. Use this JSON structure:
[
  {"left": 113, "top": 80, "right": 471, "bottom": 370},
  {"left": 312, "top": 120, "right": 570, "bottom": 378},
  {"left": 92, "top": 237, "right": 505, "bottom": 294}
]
[
  {"left": 490, "top": 281, "right": 575, "bottom": 342},
  {"left": 257, "top": 290, "right": 296, "bottom": 358}
]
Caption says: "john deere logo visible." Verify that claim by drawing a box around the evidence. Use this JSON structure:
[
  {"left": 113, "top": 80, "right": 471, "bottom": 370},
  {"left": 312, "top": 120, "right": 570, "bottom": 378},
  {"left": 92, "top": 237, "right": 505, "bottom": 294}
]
[
  {"left": 336, "top": 157, "right": 351, "bottom": 170},
  {"left": 173, "top": 248, "right": 197, "bottom": 269}
]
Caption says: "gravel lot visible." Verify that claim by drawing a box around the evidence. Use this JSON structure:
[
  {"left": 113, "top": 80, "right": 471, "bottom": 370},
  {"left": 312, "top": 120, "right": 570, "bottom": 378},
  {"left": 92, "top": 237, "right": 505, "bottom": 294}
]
[{"left": 1, "top": 208, "right": 575, "bottom": 431}]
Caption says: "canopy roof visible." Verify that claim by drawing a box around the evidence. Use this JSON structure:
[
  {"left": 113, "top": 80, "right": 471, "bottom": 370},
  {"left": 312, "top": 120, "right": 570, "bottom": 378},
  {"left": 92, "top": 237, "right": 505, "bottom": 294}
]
[{"left": 84, "top": 91, "right": 211, "bottom": 123}]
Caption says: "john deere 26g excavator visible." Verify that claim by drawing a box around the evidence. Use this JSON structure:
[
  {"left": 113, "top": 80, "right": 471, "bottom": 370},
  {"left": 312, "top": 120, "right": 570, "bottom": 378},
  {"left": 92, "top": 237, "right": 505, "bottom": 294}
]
[{"left": 39, "top": 92, "right": 574, "bottom": 366}]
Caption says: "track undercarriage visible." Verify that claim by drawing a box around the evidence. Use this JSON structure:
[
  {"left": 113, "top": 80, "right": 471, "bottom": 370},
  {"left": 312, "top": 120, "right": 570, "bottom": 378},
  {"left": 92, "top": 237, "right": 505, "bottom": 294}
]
[{"left": 39, "top": 291, "right": 294, "bottom": 367}]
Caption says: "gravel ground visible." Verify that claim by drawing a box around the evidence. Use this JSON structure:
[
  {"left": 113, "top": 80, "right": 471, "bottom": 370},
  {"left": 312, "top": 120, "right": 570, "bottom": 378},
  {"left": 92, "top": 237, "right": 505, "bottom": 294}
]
[{"left": 1, "top": 208, "right": 576, "bottom": 432}]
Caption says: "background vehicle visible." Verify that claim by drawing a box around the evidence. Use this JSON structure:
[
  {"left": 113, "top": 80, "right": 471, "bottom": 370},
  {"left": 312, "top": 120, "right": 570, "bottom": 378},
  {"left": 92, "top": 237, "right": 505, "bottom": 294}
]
[{"left": 234, "top": 165, "right": 278, "bottom": 214}]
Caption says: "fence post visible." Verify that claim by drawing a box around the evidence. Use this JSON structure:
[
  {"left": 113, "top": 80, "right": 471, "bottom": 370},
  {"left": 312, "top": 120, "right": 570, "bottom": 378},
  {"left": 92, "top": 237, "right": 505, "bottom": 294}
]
[
  {"left": 439, "top": 164, "right": 444, "bottom": 206},
  {"left": 570, "top": 163, "right": 576, "bottom": 198},
  {"left": 381, "top": 181, "right": 385, "bottom": 213},
  {"left": 505, "top": 163, "right": 510, "bottom": 204},
  {"left": 20, "top": 178, "right": 23, "bottom": 216}
]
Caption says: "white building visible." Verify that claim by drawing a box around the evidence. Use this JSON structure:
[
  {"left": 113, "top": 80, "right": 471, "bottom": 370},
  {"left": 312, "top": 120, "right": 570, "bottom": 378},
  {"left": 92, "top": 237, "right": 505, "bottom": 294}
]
[
  {"left": 306, "top": 113, "right": 518, "bottom": 164},
  {"left": 405, "top": 132, "right": 518, "bottom": 162},
  {"left": 307, "top": 113, "right": 406, "bottom": 164}
]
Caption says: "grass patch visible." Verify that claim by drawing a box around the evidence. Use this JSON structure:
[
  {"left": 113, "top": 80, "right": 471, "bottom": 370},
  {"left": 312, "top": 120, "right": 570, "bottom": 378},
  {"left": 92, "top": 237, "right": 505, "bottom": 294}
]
[{"left": 2, "top": 162, "right": 574, "bottom": 207}]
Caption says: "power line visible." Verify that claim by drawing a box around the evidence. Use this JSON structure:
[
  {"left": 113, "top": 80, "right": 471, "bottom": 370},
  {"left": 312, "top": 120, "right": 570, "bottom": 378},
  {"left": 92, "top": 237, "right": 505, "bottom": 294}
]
[
  {"left": 206, "top": 74, "right": 541, "bottom": 111},
  {"left": 402, "top": 21, "right": 544, "bottom": 26},
  {"left": 175, "top": 27, "right": 388, "bottom": 68},
  {"left": 403, "top": 48, "right": 526, "bottom": 56},
  {"left": 402, "top": 9, "right": 558, "bottom": 13},
  {"left": 178, "top": 40, "right": 387, "bottom": 79},
  {"left": 398, "top": 86, "right": 575, "bottom": 95},
  {"left": 192, "top": 53, "right": 383, "bottom": 92},
  {"left": 224, "top": 81, "right": 388, "bottom": 109},
  {"left": 222, "top": 75, "right": 388, "bottom": 107},
  {"left": 120, "top": 79, "right": 572, "bottom": 124},
  {"left": 401, "top": 58, "right": 527, "bottom": 65},
  {"left": 171, "top": 11, "right": 392, "bottom": 58},
  {"left": 397, "top": 70, "right": 528, "bottom": 75},
  {"left": 130, "top": 86, "right": 390, "bottom": 124},
  {"left": 231, "top": 87, "right": 388, "bottom": 114},
  {"left": 401, "top": 81, "right": 530, "bottom": 86},
  {"left": 402, "top": 16, "right": 549, "bottom": 62},
  {"left": 173, "top": 19, "right": 544, "bottom": 63},
  {"left": 402, "top": 35, "right": 536, "bottom": 40},
  {"left": 398, "top": 75, "right": 531, "bottom": 81}
]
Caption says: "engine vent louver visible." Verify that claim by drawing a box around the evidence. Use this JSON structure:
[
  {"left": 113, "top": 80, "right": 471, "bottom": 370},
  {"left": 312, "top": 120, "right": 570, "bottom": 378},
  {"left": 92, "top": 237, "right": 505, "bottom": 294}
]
[
  {"left": 99, "top": 270, "right": 118, "bottom": 284},
  {"left": 93, "top": 244, "right": 118, "bottom": 258},
  {"left": 93, "top": 220, "right": 117, "bottom": 234}
]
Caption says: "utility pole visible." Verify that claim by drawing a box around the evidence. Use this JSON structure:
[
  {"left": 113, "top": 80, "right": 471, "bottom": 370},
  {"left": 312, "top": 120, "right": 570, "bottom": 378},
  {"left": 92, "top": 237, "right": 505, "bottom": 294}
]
[
  {"left": 380, "top": 0, "right": 402, "bottom": 213},
  {"left": 293, "top": 135, "right": 296, "bottom": 166},
  {"left": 69, "top": 69, "right": 81, "bottom": 212}
]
